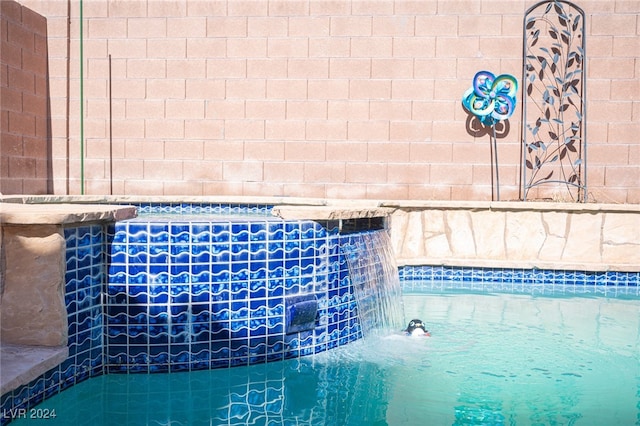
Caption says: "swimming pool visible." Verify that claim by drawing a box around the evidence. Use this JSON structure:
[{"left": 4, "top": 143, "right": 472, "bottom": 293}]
[
  {"left": 1, "top": 201, "right": 638, "bottom": 425},
  {"left": 7, "top": 292, "right": 639, "bottom": 425}
]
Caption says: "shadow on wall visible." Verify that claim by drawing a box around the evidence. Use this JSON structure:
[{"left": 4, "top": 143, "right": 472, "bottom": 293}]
[
  {"left": 465, "top": 114, "right": 512, "bottom": 140},
  {"left": 1, "top": 0, "right": 53, "bottom": 194}
]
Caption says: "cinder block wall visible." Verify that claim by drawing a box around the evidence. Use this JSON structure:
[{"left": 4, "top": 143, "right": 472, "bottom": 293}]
[
  {"left": 9, "top": 0, "right": 640, "bottom": 202},
  {"left": 0, "top": 0, "right": 49, "bottom": 194}
]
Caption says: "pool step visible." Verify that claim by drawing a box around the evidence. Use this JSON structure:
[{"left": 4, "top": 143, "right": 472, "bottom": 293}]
[{"left": 0, "top": 343, "right": 68, "bottom": 395}]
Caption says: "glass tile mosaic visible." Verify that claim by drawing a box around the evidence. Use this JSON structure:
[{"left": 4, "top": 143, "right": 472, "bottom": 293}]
[
  {"left": 399, "top": 265, "right": 640, "bottom": 297},
  {"left": 103, "top": 211, "right": 388, "bottom": 374}
]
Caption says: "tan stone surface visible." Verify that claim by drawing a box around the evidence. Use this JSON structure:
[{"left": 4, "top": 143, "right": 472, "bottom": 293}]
[
  {"left": 538, "top": 235, "right": 568, "bottom": 262},
  {"left": 401, "top": 211, "right": 426, "bottom": 258},
  {"left": 389, "top": 204, "right": 640, "bottom": 271},
  {"left": 504, "top": 211, "right": 547, "bottom": 261},
  {"left": 471, "top": 210, "right": 505, "bottom": 259},
  {"left": 603, "top": 213, "right": 640, "bottom": 245},
  {"left": 1, "top": 225, "right": 67, "bottom": 346},
  {"left": 0, "top": 344, "right": 68, "bottom": 395},
  {"left": 270, "top": 205, "right": 394, "bottom": 221},
  {"left": 603, "top": 244, "right": 640, "bottom": 266},
  {"left": 1, "top": 194, "right": 328, "bottom": 207},
  {"left": 563, "top": 213, "right": 604, "bottom": 264},
  {"left": 0, "top": 203, "right": 137, "bottom": 225},
  {"left": 424, "top": 233, "right": 453, "bottom": 260},
  {"left": 388, "top": 209, "right": 408, "bottom": 258},
  {"left": 422, "top": 208, "right": 447, "bottom": 234},
  {"left": 541, "top": 211, "right": 569, "bottom": 238},
  {"left": 421, "top": 209, "right": 453, "bottom": 259},
  {"left": 446, "top": 210, "right": 476, "bottom": 258}
]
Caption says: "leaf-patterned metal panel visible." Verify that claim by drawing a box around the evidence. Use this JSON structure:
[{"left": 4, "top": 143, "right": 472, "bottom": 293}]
[{"left": 521, "top": 0, "right": 587, "bottom": 202}]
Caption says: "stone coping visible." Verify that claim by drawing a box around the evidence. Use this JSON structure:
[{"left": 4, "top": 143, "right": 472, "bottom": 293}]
[
  {"left": 0, "top": 203, "right": 137, "bottom": 225},
  {"left": 1, "top": 195, "right": 392, "bottom": 222},
  {"left": 2, "top": 195, "right": 637, "bottom": 271},
  {"left": 398, "top": 257, "right": 637, "bottom": 273},
  {"left": 0, "top": 344, "right": 68, "bottom": 395},
  {"left": 271, "top": 205, "right": 394, "bottom": 220},
  {"left": 0, "top": 195, "right": 327, "bottom": 207},
  {"left": 381, "top": 200, "right": 640, "bottom": 213},
  {"left": 2, "top": 195, "right": 638, "bottom": 214}
]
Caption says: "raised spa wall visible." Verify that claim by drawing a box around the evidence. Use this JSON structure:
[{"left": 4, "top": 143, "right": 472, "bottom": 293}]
[
  {"left": 0, "top": 196, "right": 639, "bottom": 398},
  {"left": 0, "top": 196, "right": 398, "bottom": 400}
]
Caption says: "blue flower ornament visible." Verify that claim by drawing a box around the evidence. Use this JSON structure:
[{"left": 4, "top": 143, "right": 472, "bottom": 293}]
[{"left": 462, "top": 71, "right": 518, "bottom": 126}]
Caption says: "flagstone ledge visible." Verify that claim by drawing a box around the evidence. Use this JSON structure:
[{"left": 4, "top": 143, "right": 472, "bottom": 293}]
[{"left": 0, "top": 344, "right": 68, "bottom": 395}]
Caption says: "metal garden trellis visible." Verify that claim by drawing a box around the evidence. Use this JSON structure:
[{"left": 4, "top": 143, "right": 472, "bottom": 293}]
[{"left": 521, "top": 0, "right": 587, "bottom": 202}]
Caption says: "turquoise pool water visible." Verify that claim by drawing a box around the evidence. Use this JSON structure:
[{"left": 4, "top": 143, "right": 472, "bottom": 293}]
[{"left": 10, "top": 293, "right": 639, "bottom": 425}]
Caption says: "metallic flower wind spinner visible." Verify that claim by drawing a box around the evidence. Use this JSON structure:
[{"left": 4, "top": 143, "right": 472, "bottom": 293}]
[
  {"left": 462, "top": 71, "right": 518, "bottom": 126},
  {"left": 462, "top": 71, "right": 518, "bottom": 201}
]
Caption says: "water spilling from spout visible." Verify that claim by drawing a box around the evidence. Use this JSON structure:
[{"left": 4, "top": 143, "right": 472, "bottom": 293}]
[{"left": 341, "top": 229, "right": 404, "bottom": 337}]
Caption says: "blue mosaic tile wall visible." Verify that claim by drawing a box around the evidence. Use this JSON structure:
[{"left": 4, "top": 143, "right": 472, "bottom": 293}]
[
  {"left": 134, "top": 203, "right": 272, "bottom": 217},
  {"left": 104, "top": 208, "right": 392, "bottom": 373},
  {"left": 400, "top": 265, "right": 640, "bottom": 297},
  {"left": 61, "top": 226, "right": 105, "bottom": 382}
]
